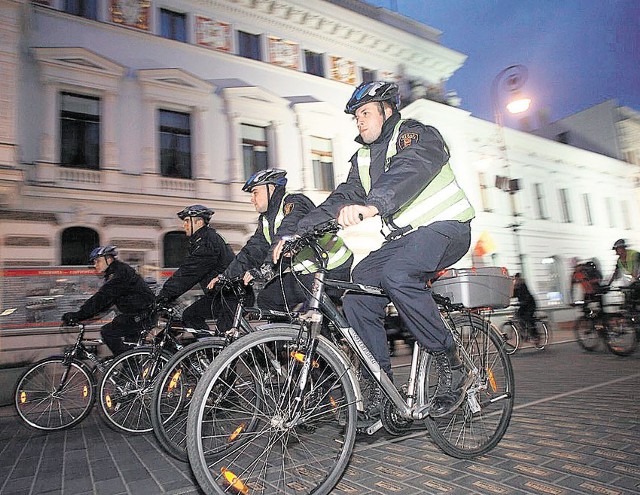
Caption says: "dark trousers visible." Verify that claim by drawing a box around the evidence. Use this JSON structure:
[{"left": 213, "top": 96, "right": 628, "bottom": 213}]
[
  {"left": 101, "top": 314, "right": 147, "bottom": 356},
  {"left": 213, "top": 260, "right": 353, "bottom": 333},
  {"left": 182, "top": 294, "right": 218, "bottom": 331},
  {"left": 517, "top": 304, "right": 537, "bottom": 336},
  {"left": 343, "top": 221, "right": 471, "bottom": 375}
]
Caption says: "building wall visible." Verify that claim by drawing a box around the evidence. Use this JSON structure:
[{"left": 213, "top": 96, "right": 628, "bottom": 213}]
[{"left": 1, "top": 0, "right": 639, "bottom": 312}]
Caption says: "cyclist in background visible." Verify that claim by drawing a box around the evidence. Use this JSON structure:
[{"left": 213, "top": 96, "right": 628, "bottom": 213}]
[
  {"left": 208, "top": 169, "right": 353, "bottom": 332},
  {"left": 513, "top": 273, "right": 539, "bottom": 342},
  {"left": 61, "top": 246, "right": 155, "bottom": 356},
  {"left": 156, "top": 205, "right": 234, "bottom": 331},
  {"left": 608, "top": 239, "right": 640, "bottom": 311},
  {"left": 571, "top": 259, "right": 604, "bottom": 313}
]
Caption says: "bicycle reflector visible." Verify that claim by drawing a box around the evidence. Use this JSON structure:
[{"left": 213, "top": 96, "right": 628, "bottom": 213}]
[
  {"left": 290, "top": 351, "right": 319, "bottom": 368},
  {"left": 168, "top": 369, "right": 182, "bottom": 392},
  {"left": 20, "top": 391, "right": 26, "bottom": 404},
  {"left": 82, "top": 385, "right": 89, "bottom": 398},
  {"left": 221, "top": 467, "right": 249, "bottom": 494},
  {"left": 228, "top": 422, "right": 246, "bottom": 443},
  {"left": 487, "top": 368, "right": 497, "bottom": 393},
  {"left": 105, "top": 394, "right": 113, "bottom": 409}
]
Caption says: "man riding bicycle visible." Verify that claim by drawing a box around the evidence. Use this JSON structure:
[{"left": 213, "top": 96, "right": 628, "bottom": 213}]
[
  {"left": 208, "top": 168, "right": 353, "bottom": 331},
  {"left": 62, "top": 246, "right": 155, "bottom": 356},
  {"left": 277, "top": 81, "right": 475, "bottom": 418},
  {"left": 608, "top": 239, "right": 640, "bottom": 311}
]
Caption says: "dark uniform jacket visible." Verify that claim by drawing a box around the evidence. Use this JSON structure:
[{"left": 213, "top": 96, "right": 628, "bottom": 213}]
[
  {"left": 73, "top": 259, "right": 155, "bottom": 320},
  {"left": 298, "top": 112, "right": 450, "bottom": 229},
  {"left": 224, "top": 187, "right": 315, "bottom": 279},
  {"left": 158, "top": 225, "right": 234, "bottom": 301}
]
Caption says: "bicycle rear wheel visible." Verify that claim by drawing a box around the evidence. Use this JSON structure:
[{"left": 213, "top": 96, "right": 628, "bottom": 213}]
[
  {"left": 187, "top": 325, "right": 357, "bottom": 495},
  {"left": 98, "top": 347, "right": 171, "bottom": 433},
  {"left": 420, "top": 314, "right": 515, "bottom": 459},
  {"left": 575, "top": 317, "right": 599, "bottom": 351},
  {"left": 603, "top": 315, "right": 638, "bottom": 356},
  {"left": 151, "top": 338, "right": 226, "bottom": 460},
  {"left": 533, "top": 320, "right": 549, "bottom": 350},
  {"left": 499, "top": 322, "right": 518, "bottom": 355},
  {"left": 15, "top": 357, "right": 95, "bottom": 431}
]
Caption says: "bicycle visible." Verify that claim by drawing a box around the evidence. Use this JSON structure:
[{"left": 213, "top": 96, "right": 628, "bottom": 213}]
[
  {"left": 97, "top": 302, "right": 202, "bottom": 434},
  {"left": 186, "top": 221, "right": 515, "bottom": 495},
  {"left": 14, "top": 323, "right": 134, "bottom": 431},
  {"left": 574, "top": 287, "right": 638, "bottom": 356},
  {"left": 500, "top": 311, "right": 549, "bottom": 355},
  {"left": 150, "top": 277, "right": 296, "bottom": 460}
]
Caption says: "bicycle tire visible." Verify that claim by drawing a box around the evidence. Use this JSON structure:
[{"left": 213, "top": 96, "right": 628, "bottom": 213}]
[
  {"left": 151, "top": 337, "right": 226, "bottom": 460},
  {"left": 574, "top": 317, "right": 599, "bottom": 351},
  {"left": 603, "top": 315, "right": 638, "bottom": 357},
  {"left": 421, "top": 314, "right": 515, "bottom": 459},
  {"left": 499, "top": 321, "right": 519, "bottom": 355},
  {"left": 186, "top": 325, "right": 357, "bottom": 495},
  {"left": 98, "top": 347, "right": 171, "bottom": 434},
  {"left": 14, "top": 356, "right": 95, "bottom": 431},
  {"left": 534, "top": 320, "right": 549, "bottom": 350}
]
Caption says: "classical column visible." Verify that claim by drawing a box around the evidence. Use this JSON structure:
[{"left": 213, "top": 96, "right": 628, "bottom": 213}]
[
  {"left": 141, "top": 98, "right": 157, "bottom": 175},
  {"left": 39, "top": 81, "right": 57, "bottom": 164},
  {"left": 193, "top": 106, "right": 209, "bottom": 180},
  {"left": 101, "top": 91, "right": 119, "bottom": 171}
]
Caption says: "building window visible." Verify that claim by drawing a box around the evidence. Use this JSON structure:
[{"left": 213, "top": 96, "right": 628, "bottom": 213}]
[
  {"left": 163, "top": 231, "right": 188, "bottom": 267},
  {"left": 159, "top": 109, "right": 192, "bottom": 179},
  {"left": 241, "top": 124, "right": 268, "bottom": 180},
  {"left": 60, "top": 92, "right": 100, "bottom": 170},
  {"left": 540, "top": 256, "right": 563, "bottom": 305},
  {"left": 160, "top": 9, "right": 187, "bottom": 42},
  {"left": 582, "top": 193, "right": 593, "bottom": 226},
  {"left": 559, "top": 188, "right": 572, "bottom": 223},
  {"left": 533, "top": 183, "right": 547, "bottom": 220},
  {"left": 361, "top": 67, "right": 376, "bottom": 83},
  {"left": 310, "top": 136, "right": 335, "bottom": 191},
  {"left": 605, "top": 197, "right": 615, "bottom": 228},
  {"left": 238, "top": 31, "right": 261, "bottom": 61},
  {"left": 64, "top": 0, "right": 97, "bottom": 20},
  {"left": 478, "top": 172, "right": 492, "bottom": 212},
  {"left": 61, "top": 227, "right": 99, "bottom": 265},
  {"left": 304, "top": 50, "right": 325, "bottom": 77}
]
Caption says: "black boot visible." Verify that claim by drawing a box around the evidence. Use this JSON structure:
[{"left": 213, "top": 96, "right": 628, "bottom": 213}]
[{"left": 429, "top": 345, "right": 472, "bottom": 418}]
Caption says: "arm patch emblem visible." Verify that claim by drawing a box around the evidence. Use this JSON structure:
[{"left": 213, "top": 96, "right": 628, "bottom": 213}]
[
  {"left": 284, "top": 203, "right": 295, "bottom": 215},
  {"left": 398, "top": 132, "right": 419, "bottom": 150}
]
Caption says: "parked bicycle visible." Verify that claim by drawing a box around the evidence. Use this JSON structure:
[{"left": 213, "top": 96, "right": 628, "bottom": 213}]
[
  {"left": 150, "top": 277, "right": 296, "bottom": 460},
  {"left": 500, "top": 311, "right": 549, "bottom": 355},
  {"left": 14, "top": 323, "right": 136, "bottom": 431},
  {"left": 574, "top": 287, "right": 638, "bottom": 356},
  {"left": 97, "top": 302, "right": 207, "bottom": 434},
  {"left": 185, "top": 221, "right": 514, "bottom": 495}
]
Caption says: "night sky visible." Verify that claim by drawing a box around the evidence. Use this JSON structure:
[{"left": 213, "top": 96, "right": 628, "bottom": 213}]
[{"left": 365, "top": 0, "right": 640, "bottom": 129}]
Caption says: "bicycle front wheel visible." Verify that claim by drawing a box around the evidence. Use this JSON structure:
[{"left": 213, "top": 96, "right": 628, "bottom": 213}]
[
  {"left": 187, "top": 325, "right": 357, "bottom": 495},
  {"left": 499, "top": 321, "right": 519, "bottom": 355},
  {"left": 534, "top": 320, "right": 549, "bottom": 350},
  {"left": 575, "top": 317, "right": 599, "bottom": 351},
  {"left": 151, "top": 338, "right": 226, "bottom": 460},
  {"left": 603, "top": 315, "right": 638, "bottom": 356},
  {"left": 15, "top": 357, "right": 95, "bottom": 431},
  {"left": 98, "top": 347, "right": 171, "bottom": 433},
  {"left": 420, "top": 314, "right": 515, "bottom": 458}
]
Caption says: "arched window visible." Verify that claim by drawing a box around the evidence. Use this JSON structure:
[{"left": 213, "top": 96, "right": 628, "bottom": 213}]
[
  {"left": 163, "top": 231, "right": 188, "bottom": 267},
  {"left": 61, "top": 227, "right": 99, "bottom": 265}
]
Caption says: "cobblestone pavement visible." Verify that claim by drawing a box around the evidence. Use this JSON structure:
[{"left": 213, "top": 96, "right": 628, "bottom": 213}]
[{"left": 1, "top": 331, "right": 639, "bottom": 495}]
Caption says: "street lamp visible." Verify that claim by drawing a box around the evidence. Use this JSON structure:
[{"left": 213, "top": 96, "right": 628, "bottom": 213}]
[{"left": 491, "top": 64, "right": 531, "bottom": 274}]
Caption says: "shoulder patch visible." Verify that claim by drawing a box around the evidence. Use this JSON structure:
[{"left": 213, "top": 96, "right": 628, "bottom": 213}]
[
  {"left": 398, "top": 132, "right": 419, "bottom": 150},
  {"left": 283, "top": 203, "right": 295, "bottom": 215}
]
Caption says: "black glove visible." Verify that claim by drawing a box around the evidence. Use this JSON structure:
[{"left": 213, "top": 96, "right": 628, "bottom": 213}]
[
  {"left": 248, "top": 263, "right": 275, "bottom": 283},
  {"left": 62, "top": 312, "right": 79, "bottom": 326},
  {"left": 155, "top": 295, "right": 170, "bottom": 308}
]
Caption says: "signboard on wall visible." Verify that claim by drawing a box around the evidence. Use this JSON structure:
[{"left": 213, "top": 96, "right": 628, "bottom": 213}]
[
  {"left": 329, "top": 56, "right": 356, "bottom": 84},
  {"left": 110, "top": 0, "right": 151, "bottom": 30},
  {"left": 268, "top": 36, "right": 300, "bottom": 70},
  {"left": 195, "top": 16, "right": 232, "bottom": 52}
]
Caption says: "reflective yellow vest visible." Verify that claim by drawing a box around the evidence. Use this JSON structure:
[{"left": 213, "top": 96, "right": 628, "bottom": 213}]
[
  {"left": 357, "top": 119, "right": 474, "bottom": 238},
  {"left": 617, "top": 249, "right": 640, "bottom": 277},
  {"left": 263, "top": 194, "right": 352, "bottom": 273}
]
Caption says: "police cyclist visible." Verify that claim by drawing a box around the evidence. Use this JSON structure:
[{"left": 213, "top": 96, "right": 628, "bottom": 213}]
[
  {"left": 208, "top": 168, "right": 353, "bottom": 331},
  {"left": 156, "top": 205, "right": 234, "bottom": 330},
  {"left": 62, "top": 246, "right": 155, "bottom": 356},
  {"left": 283, "top": 81, "right": 475, "bottom": 418},
  {"left": 608, "top": 239, "right": 640, "bottom": 311}
]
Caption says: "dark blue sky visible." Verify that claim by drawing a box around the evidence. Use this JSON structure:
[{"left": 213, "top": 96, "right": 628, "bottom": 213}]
[{"left": 365, "top": 0, "right": 640, "bottom": 129}]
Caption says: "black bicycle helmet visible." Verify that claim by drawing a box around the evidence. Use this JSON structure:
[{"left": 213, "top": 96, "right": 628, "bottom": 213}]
[
  {"left": 89, "top": 245, "right": 118, "bottom": 263},
  {"left": 612, "top": 238, "right": 627, "bottom": 249},
  {"left": 177, "top": 205, "right": 214, "bottom": 223},
  {"left": 242, "top": 169, "right": 288, "bottom": 192},
  {"left": 345, "top": 81, "right": 400, "bottom": 115}
]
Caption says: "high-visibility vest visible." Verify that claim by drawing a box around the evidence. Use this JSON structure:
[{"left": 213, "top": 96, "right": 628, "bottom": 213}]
[
  {"left": 263, "top": 194, "right": 352, "bottom": 273},
  {"left": 357, "top": 119, "right": 474, "bottom": 238},
  {"left": 617, "top": 249, "right": 640, "bottom": 277}
]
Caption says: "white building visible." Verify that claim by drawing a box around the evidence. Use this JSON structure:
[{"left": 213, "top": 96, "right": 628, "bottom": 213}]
[{"left": 1, "top": 0, "right": 638, "bottom": 314}]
